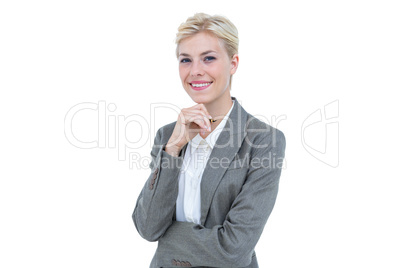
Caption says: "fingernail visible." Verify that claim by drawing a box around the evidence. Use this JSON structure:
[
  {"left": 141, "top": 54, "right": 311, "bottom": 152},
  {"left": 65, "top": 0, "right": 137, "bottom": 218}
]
[
  {"left": 208, "top": 126, "right": 211, "bottom": 131},
  {"left": 204, "top": 125, "right": 208, "bottom": 129},
  {"left": 208, "top": 115, "right": 212, "bottom": 119}
]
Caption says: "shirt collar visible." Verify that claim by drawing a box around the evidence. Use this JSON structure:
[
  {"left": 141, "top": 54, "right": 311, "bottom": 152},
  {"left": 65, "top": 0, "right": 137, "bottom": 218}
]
[{"left": 189, "top": 100, "right": 235, "bottom": 155}]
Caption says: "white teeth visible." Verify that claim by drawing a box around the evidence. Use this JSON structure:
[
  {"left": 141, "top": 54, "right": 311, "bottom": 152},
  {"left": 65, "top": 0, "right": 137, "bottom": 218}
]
[{"left": 192, "top": 82, "right": 212, "bottom": 87}]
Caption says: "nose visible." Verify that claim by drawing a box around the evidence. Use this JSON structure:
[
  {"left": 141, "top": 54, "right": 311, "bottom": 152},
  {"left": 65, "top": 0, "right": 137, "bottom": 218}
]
[{"left": 190, "top": 60, "right": 204, "bottom": 77}]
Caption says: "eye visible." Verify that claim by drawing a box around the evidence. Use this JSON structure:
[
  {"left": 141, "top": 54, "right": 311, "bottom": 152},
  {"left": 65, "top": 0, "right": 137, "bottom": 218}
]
[
  {"left": 180, "top": 58, "right": 191, "bottom": 63},
  {"left": 204, "top": 56, "right": 216, "bottom": 62}
]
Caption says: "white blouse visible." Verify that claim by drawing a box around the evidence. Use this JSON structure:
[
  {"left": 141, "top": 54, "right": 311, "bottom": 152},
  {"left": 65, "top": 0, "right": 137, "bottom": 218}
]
[{"left": 175, "top": 101, "right": 234, "bottom": 224}]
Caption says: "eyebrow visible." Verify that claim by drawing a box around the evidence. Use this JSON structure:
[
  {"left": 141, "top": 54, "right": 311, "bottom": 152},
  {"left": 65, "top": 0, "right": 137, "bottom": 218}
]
[{"left": 179, "top": 50, "right": 217, "bottom": 57}]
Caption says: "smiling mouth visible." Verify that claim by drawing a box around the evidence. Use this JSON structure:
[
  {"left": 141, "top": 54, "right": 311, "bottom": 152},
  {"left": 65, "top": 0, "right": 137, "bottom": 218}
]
[{"left": 190, "top": 82, "right": 213, "bottom": 88}]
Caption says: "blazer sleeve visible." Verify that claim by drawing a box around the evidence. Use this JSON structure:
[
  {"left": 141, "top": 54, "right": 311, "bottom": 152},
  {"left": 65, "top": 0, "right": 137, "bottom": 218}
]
[
  {"left": 132, "top": 127, "right": 186, "bottom": 241},
  {"left": 155, "top": 130, "right": 286, "bottom": 267}
]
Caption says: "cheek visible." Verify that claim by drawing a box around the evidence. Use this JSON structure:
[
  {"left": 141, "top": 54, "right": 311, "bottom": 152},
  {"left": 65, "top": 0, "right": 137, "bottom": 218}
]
[
  {"left": 212, "top": 69, "right": 228, "bottom": 83},
  {"left": 208, "top": 64, "right": 229, "bottom": 81},
  {"left": 179, "top": 66, "right": 188, "bottom": 79}
]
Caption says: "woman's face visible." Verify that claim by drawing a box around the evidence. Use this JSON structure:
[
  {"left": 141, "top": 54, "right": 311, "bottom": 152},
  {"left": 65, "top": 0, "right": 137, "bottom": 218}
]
[{"left": 178, "top": 31, "right": 238, "bottom": 104}]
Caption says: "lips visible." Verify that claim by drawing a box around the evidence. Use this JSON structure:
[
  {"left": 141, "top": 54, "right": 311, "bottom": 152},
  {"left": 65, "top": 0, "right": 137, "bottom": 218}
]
[
  {"left": 190, "top": 81, "right": 213, "bottom": 91},
  {"left": 191, "top": 82, "right": 212, "bottom": 87}
]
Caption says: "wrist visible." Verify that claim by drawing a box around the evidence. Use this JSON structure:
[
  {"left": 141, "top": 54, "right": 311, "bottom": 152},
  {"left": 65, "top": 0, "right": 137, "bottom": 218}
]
[{"left": 164, "top": 142, "right": 182, "bottom": 157}]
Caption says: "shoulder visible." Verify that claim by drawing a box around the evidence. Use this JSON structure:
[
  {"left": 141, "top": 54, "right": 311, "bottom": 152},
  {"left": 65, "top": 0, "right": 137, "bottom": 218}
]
[{"left": 244, "top": 113, "right": 286, "bottom": 153}]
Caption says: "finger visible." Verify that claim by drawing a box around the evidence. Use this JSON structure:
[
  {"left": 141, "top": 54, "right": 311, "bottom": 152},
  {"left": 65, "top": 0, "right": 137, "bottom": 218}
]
[
  {"left": 180, "top": 109, "right": 204, "bottom": 126},
  {"left": 191, "top": 118, "right": 208, "bottom": 136},
  {"left": 188, "top": 103, "right": 212, "bottom": 122},
  {"left": 185, "top": 111, "right": 210, "bottom": 130},
  {"left": 195, "top": 103, "right": 213, "bottom": 120},
  {"left": 195, "top": 104, "right": 213, "bottom": 131},
  {"left": 185, "top": 114, "right": 208, "bottom": 131}
]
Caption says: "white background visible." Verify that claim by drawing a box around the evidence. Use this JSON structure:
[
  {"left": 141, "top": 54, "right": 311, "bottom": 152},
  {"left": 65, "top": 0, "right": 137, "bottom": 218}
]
[{"left": 1, "top": 0, "right": 401, "bottom": 267}]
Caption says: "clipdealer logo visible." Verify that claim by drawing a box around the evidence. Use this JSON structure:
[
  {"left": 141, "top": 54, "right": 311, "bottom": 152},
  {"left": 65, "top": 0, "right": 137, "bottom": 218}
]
[{"left": 64, "top": 99, "right": 339, "bottom": 169}]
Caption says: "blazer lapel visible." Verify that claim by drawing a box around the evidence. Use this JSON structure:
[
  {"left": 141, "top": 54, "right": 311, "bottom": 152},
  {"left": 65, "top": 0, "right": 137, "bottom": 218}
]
[{"left": 199, "top": 97, "right": 248, "bottom": 225}]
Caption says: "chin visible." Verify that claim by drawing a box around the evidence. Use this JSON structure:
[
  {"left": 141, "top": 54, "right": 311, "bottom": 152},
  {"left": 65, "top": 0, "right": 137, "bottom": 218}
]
[
  {"left": 190, "top": 94, "right": 212, "bottom": 104},
  {"left": 190, "top": 95, "right": 210, "bottom": 104}
]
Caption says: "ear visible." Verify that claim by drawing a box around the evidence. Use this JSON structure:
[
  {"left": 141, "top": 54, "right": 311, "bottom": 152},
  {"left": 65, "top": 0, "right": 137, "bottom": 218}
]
[{"left": 230, "top": 54, "right": 239, "bottom": 75}]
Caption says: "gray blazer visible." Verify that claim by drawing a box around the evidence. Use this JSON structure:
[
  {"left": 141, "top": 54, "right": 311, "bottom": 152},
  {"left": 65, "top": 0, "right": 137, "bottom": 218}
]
[{"left": 132, "top": 96, "right": 286, "bottom": 268}]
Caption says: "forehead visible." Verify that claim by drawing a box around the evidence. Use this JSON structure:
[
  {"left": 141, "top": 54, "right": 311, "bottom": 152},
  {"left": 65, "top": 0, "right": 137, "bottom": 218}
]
[{"left": 178, "top": 32, "right": 224, "bottom": 56}]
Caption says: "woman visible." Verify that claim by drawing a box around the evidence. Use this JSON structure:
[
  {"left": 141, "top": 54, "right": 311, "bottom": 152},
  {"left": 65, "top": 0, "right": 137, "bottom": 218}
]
[{"left": 133, "top": 13, "right": 286, "bottom": 267}]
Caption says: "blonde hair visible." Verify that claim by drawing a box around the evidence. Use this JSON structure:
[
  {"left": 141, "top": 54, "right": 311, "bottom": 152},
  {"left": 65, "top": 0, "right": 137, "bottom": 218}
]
[{"left": 175, "top": 13, "right": 239, "bottom": 89}]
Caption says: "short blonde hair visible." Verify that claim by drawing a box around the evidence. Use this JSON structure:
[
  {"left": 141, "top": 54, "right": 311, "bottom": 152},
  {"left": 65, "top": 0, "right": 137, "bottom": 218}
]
[{"left": 175, "top": 13, "right": 239, "bottom": 88}]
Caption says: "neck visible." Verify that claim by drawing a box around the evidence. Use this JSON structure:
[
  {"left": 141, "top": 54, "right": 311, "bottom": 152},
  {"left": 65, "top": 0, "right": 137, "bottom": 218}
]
[{"left": 205, "top": 92, "right": 233, "bottom": 127}]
